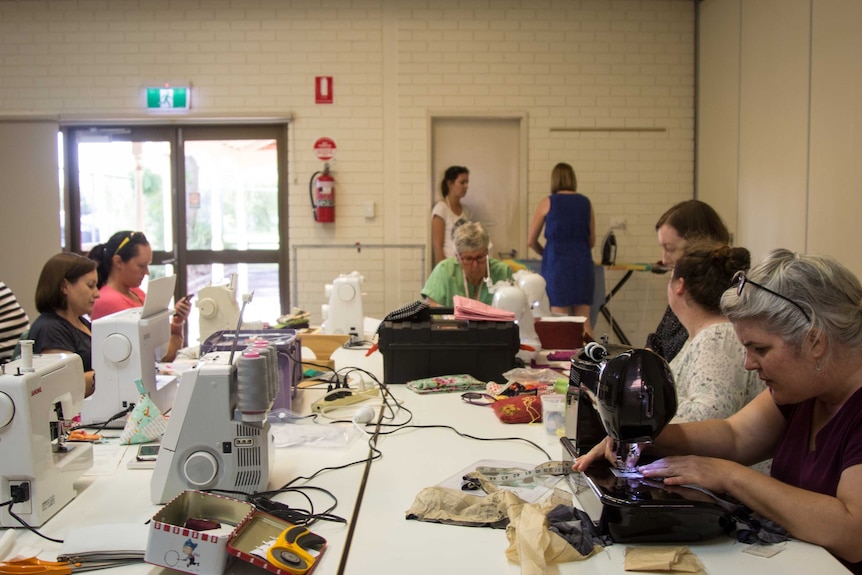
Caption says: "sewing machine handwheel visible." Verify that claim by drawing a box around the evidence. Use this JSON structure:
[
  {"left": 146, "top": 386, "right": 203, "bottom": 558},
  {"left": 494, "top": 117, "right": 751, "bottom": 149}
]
[
  {"left": 182, "top": 451, "right": 218, "bottom": 486},
  {"left": 0, "top": 392, "right": 14, "bottom": 428}
]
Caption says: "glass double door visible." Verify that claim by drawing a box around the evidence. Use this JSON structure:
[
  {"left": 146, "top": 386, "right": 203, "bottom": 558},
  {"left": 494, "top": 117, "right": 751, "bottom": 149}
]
[{"left": 65, "top": 124, "right": 289, "bottom": 344}]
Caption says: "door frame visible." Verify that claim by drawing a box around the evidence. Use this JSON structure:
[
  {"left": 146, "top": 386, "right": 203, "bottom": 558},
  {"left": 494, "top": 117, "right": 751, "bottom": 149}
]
[
  {"left": 61, "top": 121, "right": 291, "bottom": 313},
  {"left": 427, "top": 111, "right": 529, "bottom": 267}
]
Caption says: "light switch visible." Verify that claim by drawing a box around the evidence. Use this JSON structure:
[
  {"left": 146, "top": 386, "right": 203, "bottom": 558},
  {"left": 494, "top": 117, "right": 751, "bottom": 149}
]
[{"left": 363, "top": 201, "right": 375, "bottom": 219}]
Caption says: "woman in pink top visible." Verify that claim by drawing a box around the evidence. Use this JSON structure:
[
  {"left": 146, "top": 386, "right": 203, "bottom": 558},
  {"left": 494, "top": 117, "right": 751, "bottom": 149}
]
[{"left": 88, "top": 231, "right": 191, "bottom": 361}]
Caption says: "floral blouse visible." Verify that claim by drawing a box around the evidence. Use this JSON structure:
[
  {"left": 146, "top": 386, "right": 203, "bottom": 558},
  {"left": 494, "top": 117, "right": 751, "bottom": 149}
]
[{"left": 669, "top": 322, "right": 765, "bottom": 423}]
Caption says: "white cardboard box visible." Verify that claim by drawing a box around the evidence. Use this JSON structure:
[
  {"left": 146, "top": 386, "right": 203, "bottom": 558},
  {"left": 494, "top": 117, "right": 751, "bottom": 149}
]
[{"left": 145, "top": 490, "right": 254, "bottom": 574}]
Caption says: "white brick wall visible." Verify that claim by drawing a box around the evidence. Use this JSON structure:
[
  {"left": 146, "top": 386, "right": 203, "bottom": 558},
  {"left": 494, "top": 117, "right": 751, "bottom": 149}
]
[{"left": 0, "top": 0, "right": 694, "bottom": 346}]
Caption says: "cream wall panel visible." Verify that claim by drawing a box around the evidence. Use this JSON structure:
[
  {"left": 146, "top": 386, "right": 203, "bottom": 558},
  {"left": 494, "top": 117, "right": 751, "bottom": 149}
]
[
  {"left": 737, "top": 0, "right": 810, "bottom": 263},
  {"left": 0, "top": 0, "right": 696, "bottom": 347},
  {"left": 0, "top": 121, "right": 62, "bottom": 321},
  {"left": 697, "top": 0, "right": 740, "bottom": 240},
  {"left": 808, "top": 0, "right": 862, "bottom": 276}
]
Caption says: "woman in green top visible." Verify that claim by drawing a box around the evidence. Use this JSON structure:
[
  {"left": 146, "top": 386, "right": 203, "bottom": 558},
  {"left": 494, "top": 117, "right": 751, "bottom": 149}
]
[{"left": 422, "top": 221, "right": 513, "bottom": 307}]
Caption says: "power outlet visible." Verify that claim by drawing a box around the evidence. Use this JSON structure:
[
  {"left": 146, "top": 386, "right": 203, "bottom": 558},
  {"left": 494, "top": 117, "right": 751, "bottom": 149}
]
[{"left": 9, "top": 480, "right": 32, "bottom": 515}]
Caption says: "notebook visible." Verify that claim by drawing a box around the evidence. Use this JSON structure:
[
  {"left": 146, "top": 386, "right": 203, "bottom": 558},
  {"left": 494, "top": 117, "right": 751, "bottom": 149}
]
[{"left": 140, "top": 275, "right": 177, "bottom": 318}]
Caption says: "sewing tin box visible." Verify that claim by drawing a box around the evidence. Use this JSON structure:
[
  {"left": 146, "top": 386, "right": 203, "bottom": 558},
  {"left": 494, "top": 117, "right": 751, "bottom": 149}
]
[{"left": 145, "top": 490, "right": 254, "bottom": 574}]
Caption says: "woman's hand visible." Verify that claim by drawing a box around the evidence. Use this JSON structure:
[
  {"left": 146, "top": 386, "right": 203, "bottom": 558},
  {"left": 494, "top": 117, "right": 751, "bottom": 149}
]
[
  {"left": 638, "top": 455, "right": 738, "bottom": 494},
  {"left": 174, "top": 295, "right": 192, "bottom": 322},
  {"left": 571, "top": 436, "right": 615, "bottom": 472}
]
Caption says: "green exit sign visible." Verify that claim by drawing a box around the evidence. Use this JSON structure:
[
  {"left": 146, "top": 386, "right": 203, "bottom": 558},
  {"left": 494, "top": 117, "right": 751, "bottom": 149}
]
[{"left": 146, "top": 87, "right": 190, "bottom": 110}]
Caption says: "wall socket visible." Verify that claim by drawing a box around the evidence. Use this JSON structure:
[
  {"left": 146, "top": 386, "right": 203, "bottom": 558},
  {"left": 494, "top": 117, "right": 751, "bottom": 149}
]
[{"left": 610, "top": 217, "right": 627, "bottom": 230}]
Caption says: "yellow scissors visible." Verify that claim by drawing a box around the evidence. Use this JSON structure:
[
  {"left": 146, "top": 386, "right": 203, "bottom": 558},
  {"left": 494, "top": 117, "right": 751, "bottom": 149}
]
[{"left": 0, "top": 557, "right": 137, "bottom": 574}]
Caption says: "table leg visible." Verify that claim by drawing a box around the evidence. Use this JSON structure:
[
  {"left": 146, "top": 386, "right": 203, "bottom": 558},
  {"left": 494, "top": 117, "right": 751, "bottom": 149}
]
[{"left": 599, "top": 270, "right": 633, "bottom": 345}]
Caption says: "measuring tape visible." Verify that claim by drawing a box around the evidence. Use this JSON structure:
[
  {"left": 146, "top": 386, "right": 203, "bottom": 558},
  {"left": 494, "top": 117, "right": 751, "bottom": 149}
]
[{"left": 463, "top": 461, "right": 571, "bottom": 490}]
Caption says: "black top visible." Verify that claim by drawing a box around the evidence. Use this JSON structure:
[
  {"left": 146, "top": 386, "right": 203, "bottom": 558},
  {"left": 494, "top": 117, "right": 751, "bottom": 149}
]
[
  {"left": 29, "top": 311, "right": 93, "bottom": 372},
  {"left": 645, "top": 306, "right": 687, "bottom": 363}
]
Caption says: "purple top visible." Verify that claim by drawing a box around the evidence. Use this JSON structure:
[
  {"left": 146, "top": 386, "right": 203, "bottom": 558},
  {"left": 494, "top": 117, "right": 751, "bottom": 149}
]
[
  {"left": 772, "top": 387, "right": 862, "bottom": 573},
  {"left": 772, "top": 386, "right": 862, "bottom": 496}
]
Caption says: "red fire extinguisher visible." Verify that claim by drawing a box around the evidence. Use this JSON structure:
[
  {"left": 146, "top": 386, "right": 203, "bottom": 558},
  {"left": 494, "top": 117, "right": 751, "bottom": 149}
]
[{"left": 309, "top": 163, "right": 335, "bottom": 223}]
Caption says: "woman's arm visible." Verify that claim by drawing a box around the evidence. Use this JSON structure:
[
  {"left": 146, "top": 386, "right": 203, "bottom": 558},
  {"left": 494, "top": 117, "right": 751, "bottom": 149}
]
[
  {"left": 588, "top": 203, "right": 596, "bottom": 248},
  {"left": 161, "top": 297, "right": 191, "bottom": 362},
  {"left": 573, "top": 391, "right": 782, "bottom": 472},
  {"left": 527, "top": 198, "right": 550, "bottom": 256},
  {"left": 431, "top": 215, "right": 446, "bottom": 266},
  {"left": 652, "top": 391, "right": 784, "bottom": 464}
]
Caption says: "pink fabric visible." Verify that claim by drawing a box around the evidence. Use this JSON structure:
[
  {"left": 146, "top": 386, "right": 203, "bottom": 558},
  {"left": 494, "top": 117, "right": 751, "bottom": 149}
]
[{"left": 91, "top": 285, "right": 145, "bottom": 319}]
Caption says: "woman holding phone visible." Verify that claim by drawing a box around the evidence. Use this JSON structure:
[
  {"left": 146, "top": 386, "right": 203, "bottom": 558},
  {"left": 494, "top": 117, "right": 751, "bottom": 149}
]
[{"left": 88, "top": 230, "right": 191, "bottom": 361}]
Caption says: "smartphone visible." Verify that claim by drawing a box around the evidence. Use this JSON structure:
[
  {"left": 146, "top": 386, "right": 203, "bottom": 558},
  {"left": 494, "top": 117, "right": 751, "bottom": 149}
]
[{"left": 136, "top": 444, "right": 161, "bottom": 462}]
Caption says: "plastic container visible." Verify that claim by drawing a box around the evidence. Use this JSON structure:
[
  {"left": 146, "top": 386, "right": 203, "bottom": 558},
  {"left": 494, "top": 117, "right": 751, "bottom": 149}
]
[{"left": 542, "top": 393, "right": 566, "bottom": 440}]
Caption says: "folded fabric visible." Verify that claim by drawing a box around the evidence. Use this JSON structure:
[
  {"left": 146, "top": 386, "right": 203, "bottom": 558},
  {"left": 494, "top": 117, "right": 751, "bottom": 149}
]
[
  {"left": 453, "top": 295, "right": 516, "bottom": 321},
  {"left": 406, "top": 374, "right": 485, "bottom": 394},
  {"left": 492, "top": 394, "right": 543, "bottom": 423},
  {"left": 624, "top": 546, "right": 705, "bottom": 573}
]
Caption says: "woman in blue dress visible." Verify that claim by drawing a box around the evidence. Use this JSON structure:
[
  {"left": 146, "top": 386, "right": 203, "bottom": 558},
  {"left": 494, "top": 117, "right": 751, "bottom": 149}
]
[{"left": 527, "top": 162, "right": 595, "bottom": 336}]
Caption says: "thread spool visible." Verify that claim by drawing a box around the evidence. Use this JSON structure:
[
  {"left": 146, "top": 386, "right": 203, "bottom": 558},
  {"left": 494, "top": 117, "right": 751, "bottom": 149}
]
[
  {"left": 19, "top": 340, "right": 35, "bottom": 373},
  {"left": 251, "top": 341, "right": 278, "bottom": 404},
  {"left": 237, "top": 351, "right": 269, "bottom": 422}
]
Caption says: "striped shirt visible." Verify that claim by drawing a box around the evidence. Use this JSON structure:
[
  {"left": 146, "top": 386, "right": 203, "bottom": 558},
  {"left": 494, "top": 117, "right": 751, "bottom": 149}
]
[{"left": 0, "top": 282, "right": 29, "bottom": 361}]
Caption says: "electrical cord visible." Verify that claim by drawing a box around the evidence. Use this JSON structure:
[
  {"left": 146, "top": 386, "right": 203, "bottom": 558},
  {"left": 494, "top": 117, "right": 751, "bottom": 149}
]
[
  {"left": 85, "top": 405, "right": 135, "bottom": 433},
  {"left": 1, "top": 500, "right": 63, "bottom": 543},
  {"left": 250, "top": 486, "right": 346, "bottom": 527}
]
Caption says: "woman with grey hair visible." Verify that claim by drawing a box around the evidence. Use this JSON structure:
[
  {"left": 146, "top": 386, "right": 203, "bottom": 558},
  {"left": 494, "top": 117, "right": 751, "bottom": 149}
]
[
  {"left": 422, "top": 221, "right": 512, "bottom": 307},
  {"left": 573, "top": 249, "right": 862, "bottom": 573}
]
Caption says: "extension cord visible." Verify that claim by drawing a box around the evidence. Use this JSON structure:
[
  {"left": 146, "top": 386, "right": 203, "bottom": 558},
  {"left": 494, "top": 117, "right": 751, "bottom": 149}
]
[{"left": 311, "top": 387, "right": 379, "bottom": 414}]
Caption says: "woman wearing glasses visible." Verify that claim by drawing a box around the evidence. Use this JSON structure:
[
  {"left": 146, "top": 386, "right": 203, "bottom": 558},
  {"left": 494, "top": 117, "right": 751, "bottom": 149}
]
[
  {"left": 647, "top": 200, "right": 731, "bottom": 362},
  {"left": 527, "top": 162, "right": 595, "bottom": 335},
  {"left": 667, "top": 240, "right": 765, "bottom": 422},
  {"left": 574, "top": 249, "right": 862, "bottom": 573},
  {"left": 88, "top": 230, "right": 191, "bottom": 361},
  {"left": 422, "top": 221, "right": 512, "bottom": 307}
]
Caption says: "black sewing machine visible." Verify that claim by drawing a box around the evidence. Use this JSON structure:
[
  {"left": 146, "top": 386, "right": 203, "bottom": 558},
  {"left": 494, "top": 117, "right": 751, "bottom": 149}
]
[{"left": 562, "top": 343, "right": 736, "bottom": 543}]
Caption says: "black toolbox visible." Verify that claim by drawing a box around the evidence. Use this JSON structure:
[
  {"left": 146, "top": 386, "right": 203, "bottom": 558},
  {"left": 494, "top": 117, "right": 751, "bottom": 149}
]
[{"left": 377, "top": 307, "right": 520, "bottom": 384}]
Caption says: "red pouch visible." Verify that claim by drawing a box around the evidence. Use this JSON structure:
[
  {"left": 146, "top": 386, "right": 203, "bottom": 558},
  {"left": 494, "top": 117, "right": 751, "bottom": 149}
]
[{"left": 491, "top": 394, "right": 543, "bottom": 424}]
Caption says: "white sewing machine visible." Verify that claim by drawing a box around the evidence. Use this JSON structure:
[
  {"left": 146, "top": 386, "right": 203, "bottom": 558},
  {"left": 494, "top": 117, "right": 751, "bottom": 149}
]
[
  {"left": 0, "top": 352, "right": 94, "bottom": 527},
  {"left": 513, "top": 269, "right": 552, "bottom": 318},
  {"left": 321, "top": 271, "right": 365, "bottom": 335},
  {"left": 491, "top": 281, "right": 541, "bottom": 361},
  {"left": 84, "top": 275, "right": 178, "bottom": 427},
  {"left": 151, "top": 347, "right": 276, "bottom": 504},
  {"left": 196, "top": 273, "right": 241, "bottom": 344}
]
